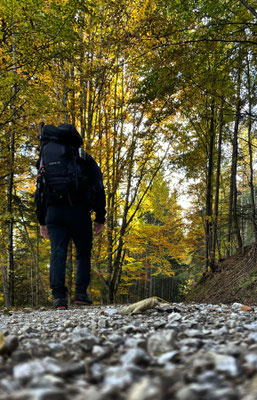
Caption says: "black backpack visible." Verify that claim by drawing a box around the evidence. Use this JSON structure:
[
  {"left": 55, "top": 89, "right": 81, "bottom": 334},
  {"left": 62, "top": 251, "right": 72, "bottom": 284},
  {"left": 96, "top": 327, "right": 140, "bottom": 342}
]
[{"left": 36, "top": 124, "right": 91, "bottom": 207}]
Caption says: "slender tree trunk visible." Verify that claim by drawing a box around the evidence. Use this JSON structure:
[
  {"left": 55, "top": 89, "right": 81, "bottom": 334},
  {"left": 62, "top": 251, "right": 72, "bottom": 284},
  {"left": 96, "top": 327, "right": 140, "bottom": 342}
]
[
  {"left": 228, "top": 66, "right": 243, "bottom": 254},
  {"left": 210, "top": 99, "right": 224, "bottom": 271},
  {"left": 149, "top": 263, "right": 153, "bottom": 297},
  {"left": 6, "top": 34, "right": 18, "bottom": 307},
  {"left": 246, "top": 55, "right": 257, "bottom": 240},
  {"left": 54, "top": 61, "right": 61, "bottom": 124},
  {"left": 233, "top": 108, "right": 243, "bottom": 250},
  {"left": 61, "top": 62, "right": 69, "bottom": 123},
  {"left": 205, "top": 102, "right": 215, "bottom": 271},
  {"left": 17, "top": 196, "right": 38, "bottom": 306},
  {"left": 6, "top": 162, "right": 14, "bottom": 307},
  {"left": 70, "top": 67, "right": 76, "bottom": 126},
  {"left": 80, "top": 28, "right": 86, "bottom": 156}
]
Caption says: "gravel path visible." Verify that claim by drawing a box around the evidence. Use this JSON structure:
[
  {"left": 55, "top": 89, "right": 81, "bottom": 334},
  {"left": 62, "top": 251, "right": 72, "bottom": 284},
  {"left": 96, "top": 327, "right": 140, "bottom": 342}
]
[{"left": 1, "top": 302, "right": 257, "bottom": 399}]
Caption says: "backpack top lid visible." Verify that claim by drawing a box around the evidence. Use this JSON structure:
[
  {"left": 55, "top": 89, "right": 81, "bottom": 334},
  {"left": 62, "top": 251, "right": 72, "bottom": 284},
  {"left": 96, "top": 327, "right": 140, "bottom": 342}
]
[{"left": 40, "top": 124, "right": 83, "bottom": 148}]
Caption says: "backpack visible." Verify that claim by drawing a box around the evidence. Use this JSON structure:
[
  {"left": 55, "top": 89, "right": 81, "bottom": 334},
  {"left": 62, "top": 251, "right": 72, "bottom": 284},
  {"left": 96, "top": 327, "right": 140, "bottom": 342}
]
[{"left": 36, "top": 124, "right": 91, "bottom": 207}]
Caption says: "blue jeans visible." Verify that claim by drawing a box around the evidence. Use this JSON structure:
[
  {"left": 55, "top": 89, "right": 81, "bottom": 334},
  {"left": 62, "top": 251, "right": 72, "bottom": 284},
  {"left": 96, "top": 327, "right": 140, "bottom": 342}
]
[{"left": 46, "top": 205, "right": 92, "bottom": 299}]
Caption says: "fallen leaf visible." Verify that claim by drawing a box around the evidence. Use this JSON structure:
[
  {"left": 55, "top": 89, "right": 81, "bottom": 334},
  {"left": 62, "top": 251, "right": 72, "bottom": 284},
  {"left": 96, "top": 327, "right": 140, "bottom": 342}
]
[
  {"left": 120, "top": 297, "right": 169, "bottom": 315},
  {"left": 241, "top": 305, "right": 254, "bottom": 311}
]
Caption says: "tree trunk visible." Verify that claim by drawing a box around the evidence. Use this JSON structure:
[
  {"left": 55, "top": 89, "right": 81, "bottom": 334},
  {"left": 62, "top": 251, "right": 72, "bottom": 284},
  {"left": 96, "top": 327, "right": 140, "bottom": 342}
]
[
  {"left": 227, "top": 66, "right": 243, "bottom": 254},
  {"left": 54, "top": 61, "right": 61, "bottom": 124},
  {"left": 205, "top": 101, "right": 215, "bottom": 271},
  {"left": 210, "top": 99, "right": 224, "bottom": 271},
  {"left": 6, "top": 160, "right": 14, "bottom": 307},
  {"left": 246, "top": 55, "right": 257, "bottom": 241}
]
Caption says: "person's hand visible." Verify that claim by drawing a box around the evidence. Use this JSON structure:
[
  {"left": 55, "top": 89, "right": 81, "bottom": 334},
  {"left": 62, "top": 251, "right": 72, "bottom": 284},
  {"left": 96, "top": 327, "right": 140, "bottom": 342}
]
[
  {"left": 94, "top": 222, "right": 104, "bottom": 236},
  {"left": 40, "top": 225, "right": 49, "bottom": 239}
]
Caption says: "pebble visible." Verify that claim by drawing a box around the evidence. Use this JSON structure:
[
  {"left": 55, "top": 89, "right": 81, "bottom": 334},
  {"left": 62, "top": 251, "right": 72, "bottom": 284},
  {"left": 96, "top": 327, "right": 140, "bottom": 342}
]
[
  {"left": 121, "top": 348, "right": 150, "bottom": 366},
  {"left": 147, "top": 329, "right": 176, "bottom": 354},
  {"left": 103, "top": 365, "right": 134, "bottom": 389},
  {"left": 167, "top": 312, "right": 182, "bottom": 323}
]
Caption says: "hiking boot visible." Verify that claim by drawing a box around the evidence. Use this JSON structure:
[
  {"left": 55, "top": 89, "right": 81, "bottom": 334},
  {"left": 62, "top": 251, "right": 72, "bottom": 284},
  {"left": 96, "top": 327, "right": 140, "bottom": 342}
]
[
  {"left": 74, "top": 292, "right": 93, "bottom": 306},
  {"left": 54, "top": 298, "right": 68, "bottom": 310}
]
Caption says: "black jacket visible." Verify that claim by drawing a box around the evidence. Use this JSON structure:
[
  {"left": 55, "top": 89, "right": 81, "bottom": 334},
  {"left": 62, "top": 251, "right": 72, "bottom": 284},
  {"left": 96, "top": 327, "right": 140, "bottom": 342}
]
[{"left": 35, "top": 153, "right": 106, "bottom": 226}]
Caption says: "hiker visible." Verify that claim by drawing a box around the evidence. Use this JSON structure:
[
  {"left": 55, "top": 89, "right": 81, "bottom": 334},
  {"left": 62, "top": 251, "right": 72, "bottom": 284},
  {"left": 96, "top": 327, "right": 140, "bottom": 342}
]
[{"left": 34, "top": 123, "right": 106, "bottom": 309}]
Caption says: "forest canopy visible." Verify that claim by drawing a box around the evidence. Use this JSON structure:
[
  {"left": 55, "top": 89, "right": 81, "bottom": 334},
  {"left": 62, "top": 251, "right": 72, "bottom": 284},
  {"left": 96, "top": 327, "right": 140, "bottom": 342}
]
[{"left": 0, "top": 0, "right": 257, "bottom": 306}]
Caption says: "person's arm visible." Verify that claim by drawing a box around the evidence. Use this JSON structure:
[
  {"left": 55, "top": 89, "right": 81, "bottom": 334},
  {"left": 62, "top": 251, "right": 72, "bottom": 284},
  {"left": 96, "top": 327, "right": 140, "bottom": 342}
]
[
  {"left": 34, "top": 176, "right": 48, "bottom": 238},
  {"left": 88, "top": 156, "right": 106, "bottom": 227}
]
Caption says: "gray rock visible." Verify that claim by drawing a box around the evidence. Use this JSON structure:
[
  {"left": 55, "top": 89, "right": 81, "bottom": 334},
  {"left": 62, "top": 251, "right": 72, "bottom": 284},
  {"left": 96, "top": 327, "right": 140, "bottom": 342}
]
[
  {"left": 167, "top": 313, "right": 182, "bottom": 323},
  {"left": 103, "top": 308, "right": 118, "bottom": 316},
  {"left": 71, "top": 327, "right": 99, "bottom": 350},
  {"left": 123, "top": 322, "right": 147, "bottom": 333},
  {"left": 13, "top": 358, "right": 62, "bottom": 381},
  {"left": 216, "top": 326, "right": 229, "bottom": 335},
  {"left": 244, "top": 353, "right": 257, "bottom": 371},
  {"left": 90, "top": 363, "right": 104, "bottom": 381},
  {"left": 147, "top": 330, "right": 176, "bottom": 355},
  {"left": 153, "top": 319, "right": 167, "bottom": 329},
  {"left": 248, "top": 333, "right": 257, "bottom": 342},
  {"left": 92, "top": 345, "right": 106, "bottom": 356},
  {"left": 197, "top": 370, "right": 222, "bottom": 386},
  {"left": 206, "top": 352, "right": 239, "bottom": 377},
  {"left": 0, "top": 377, "right": 21, "bottom": 393},
  {"left": 98, "top": 318, "right": 108, "bottom": 328},
  {"left": 244, "top": 323, "right": 257, "bottom": 331},
  {"left": 48, "top": 343, "right": 65, "bottom": 352},
  {"left": 104, "top": 366, "right": 133, "bottom": 389},
  {"left": 121, "top": 348, "right": 150, "bottom": 366},
  {"left": 231, "top": 303, "right": 242, "bottom": 310},
  {"left": 182, "top": 329, "right": 203, "bottom": 338},
  {"left": 108, "top": 333, "right": 124, "bottom": 344},
  {"left": 157, "top": 350, "right": 180, "bottom": 364},
  {"left": 180, "top": 338, "right": 202, "bottom": 351}
]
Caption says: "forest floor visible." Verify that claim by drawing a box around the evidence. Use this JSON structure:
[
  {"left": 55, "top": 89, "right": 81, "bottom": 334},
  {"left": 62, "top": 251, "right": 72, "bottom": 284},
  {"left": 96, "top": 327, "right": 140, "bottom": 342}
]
[
  {"left": 1, "top": 302, "right": 257, "bottom": 399},
  {"left": 186, "top": 242, "right": 257, "bottom": 305}
]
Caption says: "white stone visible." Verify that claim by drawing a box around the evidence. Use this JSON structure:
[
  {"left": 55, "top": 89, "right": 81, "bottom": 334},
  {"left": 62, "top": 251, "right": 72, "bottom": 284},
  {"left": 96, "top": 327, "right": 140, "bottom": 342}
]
[
  {"left": 167, "top": 313, "right": 182, "bottom": 323},
  {"left": 104, "top": 366, "right": 133, "bottom": 389}
]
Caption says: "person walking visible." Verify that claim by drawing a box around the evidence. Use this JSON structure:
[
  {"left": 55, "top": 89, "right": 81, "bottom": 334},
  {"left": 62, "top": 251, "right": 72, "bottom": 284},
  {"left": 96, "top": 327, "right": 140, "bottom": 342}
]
[{"left": 35, "top": 123, "right": 106, "bottom": 309}]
